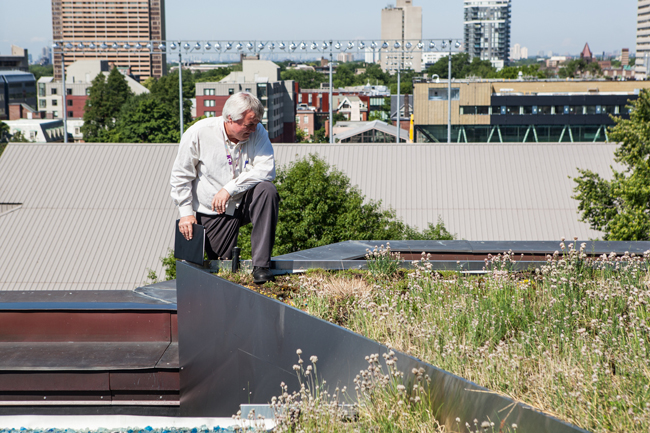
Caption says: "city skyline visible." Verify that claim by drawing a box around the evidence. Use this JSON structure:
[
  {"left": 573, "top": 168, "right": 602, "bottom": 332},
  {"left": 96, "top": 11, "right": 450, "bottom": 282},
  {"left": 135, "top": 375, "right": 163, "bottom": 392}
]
[{"left": 0, "top": 0, "right": 638, "bottom": 61}]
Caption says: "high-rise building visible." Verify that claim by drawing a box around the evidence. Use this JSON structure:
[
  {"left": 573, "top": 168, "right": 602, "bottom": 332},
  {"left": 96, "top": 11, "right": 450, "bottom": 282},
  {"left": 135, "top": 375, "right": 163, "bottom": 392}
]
[
  {"left": 511, "top": 43, "right": 521, "bottom": 60},
  {"left": 636, "top": 0, "right": 650, "bottom": 78},
  {"left": 381, "top": 0, "right": 423, "bottom": 73},
  {"left": 463, "top": 0, "right": 511, "bottom": 69},
  {"left": 51, "top": 0, "right": 166, "bottom": 82},
  {"left": 520, "top": 46, "right": 528, "bottom": 60}
]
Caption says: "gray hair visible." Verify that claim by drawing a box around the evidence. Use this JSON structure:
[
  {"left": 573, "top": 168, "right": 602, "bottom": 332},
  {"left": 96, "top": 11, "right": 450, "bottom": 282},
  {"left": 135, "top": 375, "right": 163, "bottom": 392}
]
[{"left": 222, "top": 91, "right": 264, "bottom": 122}]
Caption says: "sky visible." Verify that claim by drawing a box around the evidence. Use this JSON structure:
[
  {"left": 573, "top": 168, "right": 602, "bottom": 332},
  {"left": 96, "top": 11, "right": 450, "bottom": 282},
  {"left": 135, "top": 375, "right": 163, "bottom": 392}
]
[{"left": 0, "top": 0, "right": 638, "bottom": 60}]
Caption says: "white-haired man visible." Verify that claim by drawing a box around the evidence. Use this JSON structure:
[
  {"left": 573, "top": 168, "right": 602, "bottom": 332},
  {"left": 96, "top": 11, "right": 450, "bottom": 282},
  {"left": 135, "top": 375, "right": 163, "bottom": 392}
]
[{"left": 170, "top": 92, "right": 279, "bottom": 284}]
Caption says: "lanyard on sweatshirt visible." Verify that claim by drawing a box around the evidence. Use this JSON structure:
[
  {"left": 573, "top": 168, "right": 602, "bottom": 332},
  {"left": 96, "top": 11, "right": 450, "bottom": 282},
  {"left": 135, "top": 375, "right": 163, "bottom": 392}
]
[{"left": 222, "top": 127, "right": 243, "bottom": 180}]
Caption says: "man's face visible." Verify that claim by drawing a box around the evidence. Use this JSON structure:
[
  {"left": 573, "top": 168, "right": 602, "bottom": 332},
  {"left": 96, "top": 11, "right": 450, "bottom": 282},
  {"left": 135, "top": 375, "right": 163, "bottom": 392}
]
[{"left": 226, "top": 109, "right": 259, "bottom": 143}]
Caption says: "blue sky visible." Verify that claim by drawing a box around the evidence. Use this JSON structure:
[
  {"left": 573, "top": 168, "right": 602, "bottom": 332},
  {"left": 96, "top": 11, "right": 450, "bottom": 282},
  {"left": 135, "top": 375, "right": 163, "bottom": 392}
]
[{"left": 0, "top": 0, "right": 638, "bottom": 59}]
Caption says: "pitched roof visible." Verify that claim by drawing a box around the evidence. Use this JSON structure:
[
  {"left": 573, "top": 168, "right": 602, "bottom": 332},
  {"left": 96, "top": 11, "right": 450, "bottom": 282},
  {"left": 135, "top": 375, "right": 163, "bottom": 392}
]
[
  {"left": 273, "top": 143, "right": 621, "bottom": 241},
  {"left": 0, "top": 143, "right": 178, "bottom": 291},
  {"left": 333, "top": 120, "right": 409, "bottom": 141},
  {"left": 581, "top": 43, "right": 593, "bottom": 59}
]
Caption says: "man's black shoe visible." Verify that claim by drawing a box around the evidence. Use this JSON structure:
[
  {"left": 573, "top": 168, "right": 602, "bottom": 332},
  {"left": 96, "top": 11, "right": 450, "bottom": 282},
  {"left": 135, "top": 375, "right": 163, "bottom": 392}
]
[{"left": 253, "top": 266, "right": 275, "bottom": 284}]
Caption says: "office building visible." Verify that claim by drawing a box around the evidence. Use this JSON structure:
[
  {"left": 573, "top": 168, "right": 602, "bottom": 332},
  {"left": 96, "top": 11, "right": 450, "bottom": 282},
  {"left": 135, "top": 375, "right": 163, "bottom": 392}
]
[
  {"left": 464, "top": 0, "right": 511, "bottom": 69},
  {"left": 381, "top": 0, "right": 423, "bottom": 73},
  {"left": 0, "top": 71, "right": 37, "bottom": 120},
  {"left": 51, "top": 0, "right": 166, "bottom": 81},
  {"left": 413, "top": 79, "right": 650, "bottom": 143},
  {"left": 636, "top": 0, "right": 650, "bottom": 78},
  {"left": 0, "top": 46, "right": 30, "bottom": 73}
]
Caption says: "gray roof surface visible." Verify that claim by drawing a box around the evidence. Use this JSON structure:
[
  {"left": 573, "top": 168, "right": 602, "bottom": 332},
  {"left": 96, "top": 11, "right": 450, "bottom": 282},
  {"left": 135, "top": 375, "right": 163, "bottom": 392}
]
[
  {"left": 0, "top": 141, "right": 621, "bottom": 291},
  {"left": 0, "top": 143, "right": 178, "bottom": 291},
  {"left": 273, "top": 142, "right": 621, "bottom": 241}
]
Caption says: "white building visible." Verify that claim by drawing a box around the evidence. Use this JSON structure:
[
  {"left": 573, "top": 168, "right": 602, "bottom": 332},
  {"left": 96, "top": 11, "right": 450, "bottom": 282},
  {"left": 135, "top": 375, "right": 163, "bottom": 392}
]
[
  {"left": 636, "top": 0, "right": 650, "bottom": 79},
  {"left": 5, "top": 119, "right": 66, "bottom": 142},
  {"left": 464, "top": 0, "right": 512, "bottom": 69},
  {"left": 422, "top": 52, "right": 449, "bottom": 69},
  {"left": 381, "top": 0, "right": 423, "bottom": 73}
]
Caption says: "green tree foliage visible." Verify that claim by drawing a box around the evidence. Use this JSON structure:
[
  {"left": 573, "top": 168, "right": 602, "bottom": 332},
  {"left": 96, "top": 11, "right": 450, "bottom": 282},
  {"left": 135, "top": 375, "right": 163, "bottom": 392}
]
[
  {"left": 426, "top": 53, "right": 546, "bottom": 80},
  {"left": 81, "top": 68, "right": 133, "bottom": 141},
  {"left": 281, "top": 69, "right": 327, "bottom": 89},
  {"left": 29, "top": 64, "right": 53, "bottom": 82},
  {"left": 573, "top": 89, "right": 650, "bottom": 240},
  {"left": 0, "top": 121, "right": 9, "bottom": 157},
  {"left": 81, "top": 72, "right": 109, "bottom": 141},
  {"left": 295, "top": 125, "right": 308, "bottom": 143},
  {"left": 558, "top": 59, "right": 602, "bottom": 79},
  {"left": 237, "top": 155, "right": 456, "bottom": 258},
  {"left": 104, "top": 94, "right": 180, "bottom": 143},
  {"left": 145, "top": 69, "right": 193, "bottom": 128}
]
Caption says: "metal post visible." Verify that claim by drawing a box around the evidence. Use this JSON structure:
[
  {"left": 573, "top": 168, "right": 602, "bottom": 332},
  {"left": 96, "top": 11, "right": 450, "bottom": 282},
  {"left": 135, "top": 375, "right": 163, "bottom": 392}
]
[
  {"left": 329, "top": 42, "right": 333, "bottom": 144},
  {"left": 178, "top": 49, "right": 184, "bottom": 137},
  {"left": 61, "top": 51, "right": 68, "bottom": 144},
  {"left": 447, "top": 40, "right": 452, "bottom": 144},
  {"left": 396, "top": 58, "right": 401, "bottom": 144}
]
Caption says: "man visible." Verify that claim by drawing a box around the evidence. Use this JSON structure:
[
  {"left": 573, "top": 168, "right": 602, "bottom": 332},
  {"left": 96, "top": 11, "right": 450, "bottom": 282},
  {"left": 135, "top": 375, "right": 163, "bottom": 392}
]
[{"left": 170, "top": 92, "right": 279, "bottom": 284}]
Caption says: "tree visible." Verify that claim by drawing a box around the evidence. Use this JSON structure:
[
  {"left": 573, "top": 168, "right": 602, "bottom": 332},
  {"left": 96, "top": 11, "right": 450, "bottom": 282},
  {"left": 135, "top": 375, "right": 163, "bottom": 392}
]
[
  {"left": 558, "top": 59, "right": 602, "bottom": 79},
  {"left": 280, "top": 69, "right": 327, "bottom": 89},
  {"left": 0, "top": 121, "right": 9, "bottom": 157},
  {"left": 81, "top": 72, "right": 108, "bottom": 141},
  {"left": 573, "top": 89, "right": 650, "bottom": 240},
  {"left": 104, "top": 94, "right": 180, "bottom": 143},
  {"left": 29, "top": 65, "right": 53, "bottom": 81},
  {"left": 295, "top": 126, "right": 308, "bottom": 143},
  {"left": 236, "top": 155, "right": 456, "bottom": 259},
  {"left": 81, "top": 68, "right": 133, "bottom": 142}
]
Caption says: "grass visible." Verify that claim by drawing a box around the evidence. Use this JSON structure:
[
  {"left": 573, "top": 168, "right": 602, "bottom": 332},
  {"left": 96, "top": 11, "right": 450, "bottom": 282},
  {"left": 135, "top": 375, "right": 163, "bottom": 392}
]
[{"left": 224, "top": 241, "right": 650, "bottom": 432}]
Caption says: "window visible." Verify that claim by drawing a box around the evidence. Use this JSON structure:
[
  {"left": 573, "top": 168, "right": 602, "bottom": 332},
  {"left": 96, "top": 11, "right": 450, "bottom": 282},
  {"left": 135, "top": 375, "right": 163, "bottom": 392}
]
[
  {"left": 245, "top": 88, "right": 251, "bottom": 93},
  {"left": 53, "top": 111, "right": 59, "bottom": 118},
  {"left": 39, "top": 100, "right": 46, "bottom": 108},
  {"left": 67, "top": 99, "right": 73, "bottom": 106},
  {"left": 429, "top": 88, "right": 460, "bottom": 101},
  {"left": 205, "top": 111, "right": 216, "bottom": 117},
  {"left": 86, "top": 88, "right": 91, "bottom": 95},
  {"left": 204, "top": 99, "right": 215, "bottom": 107},
  {"left": 38, "top": 84, "right": 46, "bottom": 97},
  {"left": 228, "top": 88, "right": 234, "bottom": 95},
  {"left": 505, "top": 106, "right": 518, "bottom": 115},
  {"left": 51, "top": 88, "right": 57, "bottom": 95},
  {"left": 303, "top": 116, "right": 309, "bottom": 124},
  {"left": 538, "top": 106, "right": 552, "bottom": 115},
  {"left": 68, "top": 111, "right": 73, "bottom": 118},
  {"left": 67, "top": 89, "right": 72, "bottom": 95},
  {"left": 296, "top": 116, "right": 300, "bottom": 124},
  {"left": 203, "top": 88, "right": 215, "bottom": 96},
  {"left": 30, "top": 131, "right": 36, "bottom": 139},
  {"left": 75, "top": 127, "right": 80, "bottom": 134},
  {"left": 523, "top": 106, "right": 534, "bottom": 115},
  {"left": 52, "top": 99, "right": 58, "bottom": 106}
]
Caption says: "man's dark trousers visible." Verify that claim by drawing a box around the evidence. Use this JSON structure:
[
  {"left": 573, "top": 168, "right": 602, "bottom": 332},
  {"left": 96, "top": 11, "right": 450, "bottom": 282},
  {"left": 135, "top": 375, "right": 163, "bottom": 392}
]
[{"left": 197, "top": 181, "right": 279, "bottom": 267}]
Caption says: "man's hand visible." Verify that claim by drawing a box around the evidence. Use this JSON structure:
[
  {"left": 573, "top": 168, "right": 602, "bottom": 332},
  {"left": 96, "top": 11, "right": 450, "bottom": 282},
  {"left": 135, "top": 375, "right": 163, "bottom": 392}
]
[
  {"left": 179, "top": 215, "right": 197, "bottom": 240},
  {"left": 212, "top": 188, "right": 231, "bottom": 214}
]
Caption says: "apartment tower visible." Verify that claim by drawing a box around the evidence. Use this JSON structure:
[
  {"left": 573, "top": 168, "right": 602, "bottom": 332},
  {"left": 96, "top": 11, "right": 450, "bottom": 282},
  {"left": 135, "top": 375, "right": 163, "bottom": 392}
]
[
  {"left": 52, "top": 0, "right": 166, "bottom": 81},
  {"left": 463, "top": 0, "right": 511, "bottom": 69},
  {"left": 381, "top": 0, "right": 423, "bottom": 73},
  {"left": 636, "top": 0, "right": 650, "bottom": 79}
]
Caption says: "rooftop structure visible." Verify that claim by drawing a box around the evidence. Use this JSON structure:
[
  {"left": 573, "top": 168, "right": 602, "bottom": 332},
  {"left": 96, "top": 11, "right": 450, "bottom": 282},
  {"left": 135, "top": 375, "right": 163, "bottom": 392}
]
[
  {"left": 332, "top": 120, "right": 409, "bottom": 143},
  {"left": 381, "top": 0, "right": 423, "bottom": 73},
  {"left": 51, "top": 0, "right": 166, "bottom": 81},
  {"left": 413, "top": 79, "right": 650, "bottom": 143},
  {"left": 0, "top": 45, "right": 29, "bottom": 72},
  {"left": 464, "top": 0, "right": 512, "bottom": 69}
]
